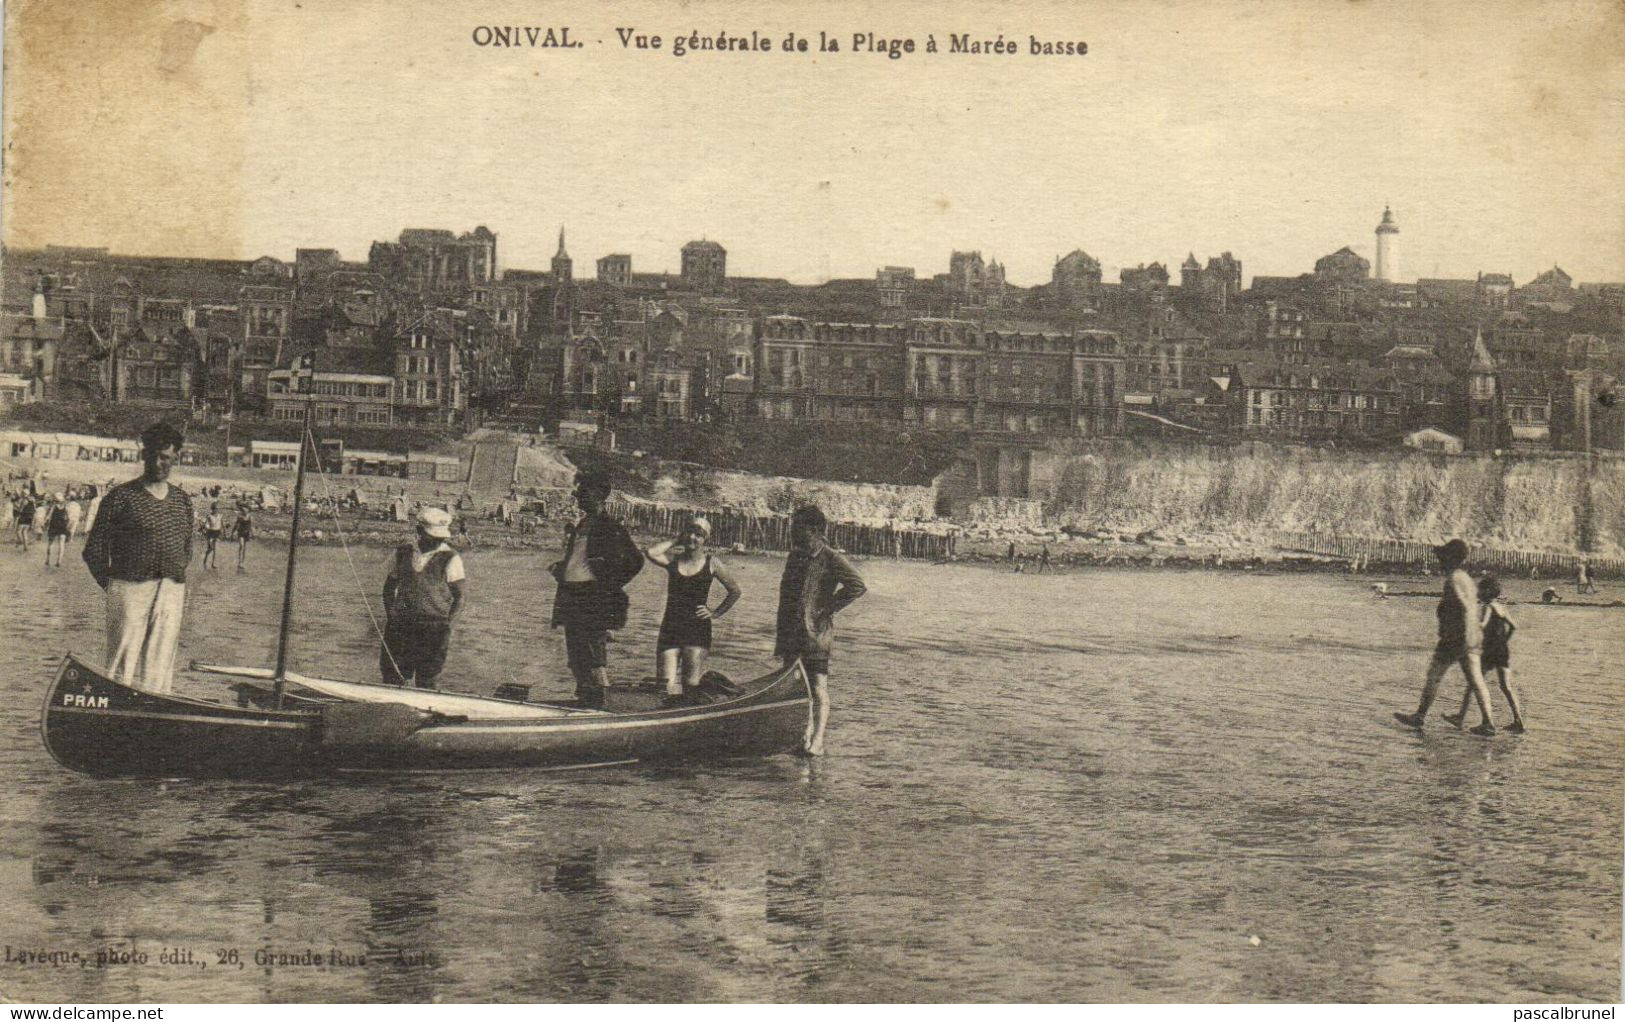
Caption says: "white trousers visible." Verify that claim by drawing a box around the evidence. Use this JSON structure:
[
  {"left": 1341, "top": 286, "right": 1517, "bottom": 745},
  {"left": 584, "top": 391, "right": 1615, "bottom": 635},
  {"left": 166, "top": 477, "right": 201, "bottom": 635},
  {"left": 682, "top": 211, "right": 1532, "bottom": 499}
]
[{"left": 105, "top": 579, "right": 186, "bottom": 695}]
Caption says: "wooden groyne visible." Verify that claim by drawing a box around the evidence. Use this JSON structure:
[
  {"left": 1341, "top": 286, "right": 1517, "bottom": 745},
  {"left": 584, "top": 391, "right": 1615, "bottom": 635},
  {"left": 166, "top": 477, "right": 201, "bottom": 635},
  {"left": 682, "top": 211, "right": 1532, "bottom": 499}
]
[
  {"left": 606, "top": 499, "right": 958, "bottom": 560},
  {"left": 1279, "top": 532, "right": 1623, "bottom": 579}
]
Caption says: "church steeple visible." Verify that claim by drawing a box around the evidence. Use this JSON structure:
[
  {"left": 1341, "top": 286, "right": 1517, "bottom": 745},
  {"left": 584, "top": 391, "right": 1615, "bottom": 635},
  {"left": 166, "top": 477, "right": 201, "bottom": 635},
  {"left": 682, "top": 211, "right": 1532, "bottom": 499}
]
[
  {"left": 551, "top": 225, "right": 575, "bottom": 330},
  {"left": 552, "top": 226, "right": 573, "bottom": 284}
]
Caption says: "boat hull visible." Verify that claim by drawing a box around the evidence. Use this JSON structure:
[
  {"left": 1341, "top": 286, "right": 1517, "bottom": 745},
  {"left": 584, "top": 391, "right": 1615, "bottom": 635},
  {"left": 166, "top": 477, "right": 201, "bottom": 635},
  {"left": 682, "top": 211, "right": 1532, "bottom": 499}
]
[
  {"left": 41, "top": 655, "right": 811, "bottom": 777},
  {"left": 41, "top": 657, "right": 318, "bottom": 777}
]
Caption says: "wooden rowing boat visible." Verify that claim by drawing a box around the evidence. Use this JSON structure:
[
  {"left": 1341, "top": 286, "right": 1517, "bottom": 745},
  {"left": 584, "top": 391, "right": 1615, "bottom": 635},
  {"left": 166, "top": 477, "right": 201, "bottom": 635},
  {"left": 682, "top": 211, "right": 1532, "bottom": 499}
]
[
  {"left": 41, "top": 654, "right": 811, "bottom": 776},
  {"left": 43, "top": 365, "right": 810, "bottom": 777}
]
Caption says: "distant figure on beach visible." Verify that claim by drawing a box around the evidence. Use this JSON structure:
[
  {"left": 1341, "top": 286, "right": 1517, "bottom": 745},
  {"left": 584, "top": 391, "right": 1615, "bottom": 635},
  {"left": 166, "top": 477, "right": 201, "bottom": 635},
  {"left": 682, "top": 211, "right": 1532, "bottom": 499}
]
[
  {"left": 1037, "top": 543, "right": 1051, "bottom": 574},
  {"left": 13, "top": 492, "right": 35, "bottom": 551},
  {"left": 644, "top": 515, "right": 742, "bottom": 701},
  {"left": 1541, "top": 587, "right": 1562, "bottom": 604},
  {"left": 82, "top": 485, "right": 101, "bottom": 536},
  {"left": 81, "top": 422, "right": 193, "bottom": 695},
  {"left": 1006, "top": 541, "right": 1016, "bottom": 564},
  {"left": 379, "top": 507, "right": 465, "bottom": 690},
  {"left": 1576, "top": 560, "right": 1598, "bottom": 595},
  {"left": 549, "top": 470, "right": 643, "bottom": 709},
  {"left": 1394, "top": 538, "right": 1498, "bottom": 737},
  {"left": 201, "top": 502, "right": 223, "bottom": 570},
  {"left": 64, "top": 492, "right": 83, "bottom": 541},
  {"left": 233, "top": 506, "right": 254, "bottom": 571},
  {"left": 1444, "top": 576, "right": 1525, "bottom": 734},
  {"left": 43, "top": 494, "right": 69, "bottom": 567},
  {"left": 775, "top": 504, "right": 867, "bottom": 756}
]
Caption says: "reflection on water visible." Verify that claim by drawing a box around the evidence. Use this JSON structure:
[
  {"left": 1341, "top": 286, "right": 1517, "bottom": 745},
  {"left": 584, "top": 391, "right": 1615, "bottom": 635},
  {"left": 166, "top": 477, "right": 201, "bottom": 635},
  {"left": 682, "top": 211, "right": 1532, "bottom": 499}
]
[{"left": 0, "top": 543, "right": 1619, "bottom": 1001}]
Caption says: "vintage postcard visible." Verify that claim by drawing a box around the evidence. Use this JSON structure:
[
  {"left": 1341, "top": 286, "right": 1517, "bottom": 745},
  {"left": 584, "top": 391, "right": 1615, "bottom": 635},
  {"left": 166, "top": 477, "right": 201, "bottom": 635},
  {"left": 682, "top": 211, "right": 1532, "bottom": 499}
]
[{"left": 1, "top": 0, "right": 1622, "bottom": 1006}]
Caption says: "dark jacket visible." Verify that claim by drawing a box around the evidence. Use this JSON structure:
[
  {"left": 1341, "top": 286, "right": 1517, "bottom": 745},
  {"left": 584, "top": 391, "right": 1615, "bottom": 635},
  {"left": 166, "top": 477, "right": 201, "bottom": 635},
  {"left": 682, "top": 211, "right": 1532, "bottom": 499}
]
[
  {"left": 774, "top": 536, "right": 867, "bottom": 659},
  {"left": 550, "top": 512, "right": 643, "bottom": 630}
]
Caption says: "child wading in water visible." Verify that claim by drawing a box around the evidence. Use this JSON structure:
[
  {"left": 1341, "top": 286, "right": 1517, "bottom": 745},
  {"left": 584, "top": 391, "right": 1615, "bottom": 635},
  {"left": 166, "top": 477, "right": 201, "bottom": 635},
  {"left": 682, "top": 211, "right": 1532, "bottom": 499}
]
[
  {"left": 644, "top": 516, "right": 742, "bottom": 701},
  {"left": 1445, "top": 575, "right": 1526, "bottom": 733}
]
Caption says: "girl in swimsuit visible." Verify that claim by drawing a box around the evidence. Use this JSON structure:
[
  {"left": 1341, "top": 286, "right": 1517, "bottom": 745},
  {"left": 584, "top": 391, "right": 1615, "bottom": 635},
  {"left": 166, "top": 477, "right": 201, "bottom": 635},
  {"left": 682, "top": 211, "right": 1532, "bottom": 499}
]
[{"left": 643, "top": 516, "right": 742, "bottom": 699}]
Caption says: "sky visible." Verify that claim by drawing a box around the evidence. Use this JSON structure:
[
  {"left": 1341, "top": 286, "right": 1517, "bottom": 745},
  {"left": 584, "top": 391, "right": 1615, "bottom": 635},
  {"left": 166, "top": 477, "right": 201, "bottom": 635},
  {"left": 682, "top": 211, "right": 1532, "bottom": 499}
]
[{"left": 4, "top": 0, "right": 1624, "bottom": 288}]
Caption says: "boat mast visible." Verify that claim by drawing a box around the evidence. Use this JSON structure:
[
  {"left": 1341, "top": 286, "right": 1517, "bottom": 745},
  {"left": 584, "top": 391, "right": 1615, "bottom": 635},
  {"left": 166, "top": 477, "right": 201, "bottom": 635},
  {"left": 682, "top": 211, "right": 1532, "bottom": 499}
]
[{"left": 272, "top": 349, "right": 316, "bottom": 709}]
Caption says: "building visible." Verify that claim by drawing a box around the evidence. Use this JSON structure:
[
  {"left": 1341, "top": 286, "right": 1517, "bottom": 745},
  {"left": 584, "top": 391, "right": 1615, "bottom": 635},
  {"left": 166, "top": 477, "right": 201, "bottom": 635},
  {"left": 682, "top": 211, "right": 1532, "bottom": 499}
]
[
  {"left": 239, "top": 285, "right": 294, "bottom": 411},
  {"left": 680, "top": 240, "right": 727, "bottom": 292},
  {"left": 390, "top": 311, "right": 467, "bottom": 425},
  {"left": 0, "top": 304, "right": 64, "bottom": 402},
  {"left": 266, "top": 348, "right": 395, "bottom": 427},
  {"left": 0, "top": 373, "right": 32, "bottom": 405},
  {"left": 1499, "top": 370, "right": 1553, "bottom": 449},
  {"left": 1120, "top": 263, "right": 1170, "bottom": 292},
  {"left": 1463, "top": 330, "right": 1502, "bottom": 451},
  {"left": 876, "top": 266, "right": 915, "bottom": 308},
  {"left": 596, "top": 254, "right": 632, "bottom": 286},
  {"left": 109, "top": 324, "right": 195, "bottom": 407},
  {"left": 946, "top": 251, "right": 1006, "bottom": 309},
  {"left": 755, "top": 316, "right": 906, "bottom": 422},
  {"left": 1476, "top": 272, "right": 1513, "bottom": 308},
  {"left": 1314, "top": 246, "right": 1371, "bottom": 282},
  {"left": 1374, "top": 206, "right": 1400, "bottom": 283},
  {"left": 753, "top": 315, "right": 1125, "bottom": 436},
  {"left": 640, "top": 351, "right": 692, "bottom": 422},
  {"left": 1051, "top": 250, "right": 1102, "bottom": 305},
  {"left": 1180, "top": 253, "right": 1243, "bottom": 312},
  {"left": 368, "top": 226, "right": 497, "bottom": 293},
  {"left": 1234, "top": 360, "right": 1403, "bottom": 438}
]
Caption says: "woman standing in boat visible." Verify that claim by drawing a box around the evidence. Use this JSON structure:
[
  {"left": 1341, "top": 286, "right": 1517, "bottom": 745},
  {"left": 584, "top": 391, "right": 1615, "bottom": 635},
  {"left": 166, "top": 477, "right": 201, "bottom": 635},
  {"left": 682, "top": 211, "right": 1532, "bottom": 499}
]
[{"left": 644, "top": 516, "right": 742, "bottom": 701}]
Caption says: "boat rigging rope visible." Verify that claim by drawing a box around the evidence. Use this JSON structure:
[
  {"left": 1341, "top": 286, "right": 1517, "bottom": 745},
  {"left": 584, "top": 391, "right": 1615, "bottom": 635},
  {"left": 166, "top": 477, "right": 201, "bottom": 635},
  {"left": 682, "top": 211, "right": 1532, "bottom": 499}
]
[{"left": 300, "top": 425, "right": 406, "bottom": 680}]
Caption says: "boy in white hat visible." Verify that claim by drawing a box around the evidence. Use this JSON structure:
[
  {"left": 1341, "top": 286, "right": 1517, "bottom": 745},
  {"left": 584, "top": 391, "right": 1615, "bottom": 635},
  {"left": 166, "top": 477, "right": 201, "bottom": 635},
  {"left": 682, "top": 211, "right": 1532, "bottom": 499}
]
[{"left": 380, "top": 506, "right": 466, "bottom": 689}]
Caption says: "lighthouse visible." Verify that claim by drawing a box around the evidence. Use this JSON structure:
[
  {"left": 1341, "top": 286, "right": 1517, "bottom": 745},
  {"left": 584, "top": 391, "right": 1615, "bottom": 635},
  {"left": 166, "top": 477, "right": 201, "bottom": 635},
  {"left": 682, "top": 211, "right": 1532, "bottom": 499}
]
[{"left": 1375, "top": 205, "right": 1400, "bottom": 283}]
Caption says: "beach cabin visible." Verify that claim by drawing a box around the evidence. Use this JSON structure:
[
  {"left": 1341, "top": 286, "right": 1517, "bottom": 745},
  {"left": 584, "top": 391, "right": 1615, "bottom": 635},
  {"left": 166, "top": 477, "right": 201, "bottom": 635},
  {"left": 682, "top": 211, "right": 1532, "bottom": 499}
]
[
  {"left": 406, "top": 453, "right": 463, "bottom": 483},
  {"left": 343, "top": 449, "right": 407, "bottom": 478},
  {"left": 249, "top": 439, "right": 302, "bottom": 471}
]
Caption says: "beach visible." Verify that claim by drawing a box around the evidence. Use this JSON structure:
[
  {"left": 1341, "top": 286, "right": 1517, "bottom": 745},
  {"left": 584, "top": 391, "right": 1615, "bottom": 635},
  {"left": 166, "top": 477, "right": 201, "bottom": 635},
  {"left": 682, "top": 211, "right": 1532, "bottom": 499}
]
[{"left": 1, "top": 542, "right": 1619, "bottom": 1001}]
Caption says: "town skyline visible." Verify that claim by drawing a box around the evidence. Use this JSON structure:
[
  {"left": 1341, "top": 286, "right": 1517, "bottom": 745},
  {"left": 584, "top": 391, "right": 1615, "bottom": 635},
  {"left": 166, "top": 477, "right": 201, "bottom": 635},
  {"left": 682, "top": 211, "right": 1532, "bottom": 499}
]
[
  {"left": 8, "top": 203, "right": 1618, "bottom": 294},
  {"left": 5, "top": 0, "right": 1623, "bottom": 286}
]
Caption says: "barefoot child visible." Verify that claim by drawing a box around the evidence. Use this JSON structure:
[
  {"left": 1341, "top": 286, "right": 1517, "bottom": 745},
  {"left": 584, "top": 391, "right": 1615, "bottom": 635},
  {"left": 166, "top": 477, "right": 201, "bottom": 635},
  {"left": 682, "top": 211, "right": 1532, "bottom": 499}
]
[{"left": 1444, "top": 575, "right": 1526, "bottom": 733}]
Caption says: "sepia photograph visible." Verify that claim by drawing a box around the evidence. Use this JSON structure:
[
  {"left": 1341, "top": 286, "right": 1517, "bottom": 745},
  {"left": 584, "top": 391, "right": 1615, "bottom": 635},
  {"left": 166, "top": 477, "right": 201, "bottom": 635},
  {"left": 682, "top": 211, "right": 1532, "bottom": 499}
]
[{"left": 1, "top": 0, "right": 1622, "bottom": 1006}]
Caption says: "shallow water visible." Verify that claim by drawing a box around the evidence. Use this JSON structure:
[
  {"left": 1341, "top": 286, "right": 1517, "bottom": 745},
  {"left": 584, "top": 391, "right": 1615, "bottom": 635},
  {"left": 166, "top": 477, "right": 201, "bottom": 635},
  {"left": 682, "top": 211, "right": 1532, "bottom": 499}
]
[{"left": 0, "top": 538, "right": 1619, "bottom": 1002}]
